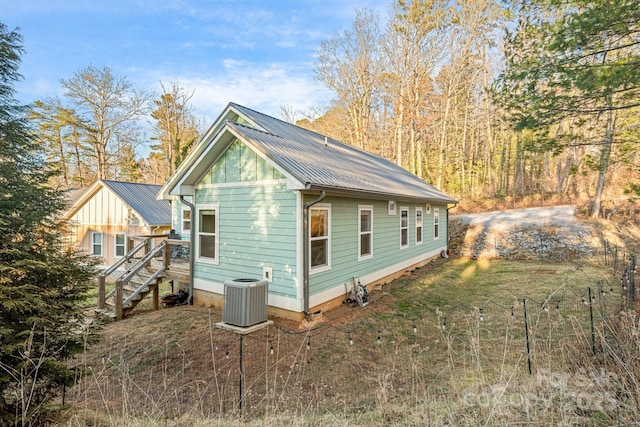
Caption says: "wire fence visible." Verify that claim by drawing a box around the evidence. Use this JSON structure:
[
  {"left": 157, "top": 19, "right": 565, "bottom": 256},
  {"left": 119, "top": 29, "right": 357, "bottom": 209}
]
[{"left": 68, "top": 244, "right": 633, "bottom": 420}]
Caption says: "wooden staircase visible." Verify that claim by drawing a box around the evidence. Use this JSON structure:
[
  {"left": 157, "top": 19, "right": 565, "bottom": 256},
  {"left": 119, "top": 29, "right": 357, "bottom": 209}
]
[{"left": 97, "top": 238, "right": 167, "bottom": 320}]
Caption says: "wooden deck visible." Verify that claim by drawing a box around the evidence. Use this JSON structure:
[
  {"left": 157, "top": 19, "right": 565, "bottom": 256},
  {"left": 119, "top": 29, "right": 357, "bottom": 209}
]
[{"left": 97, "top": 236, "right": 191, "bottom": 320}]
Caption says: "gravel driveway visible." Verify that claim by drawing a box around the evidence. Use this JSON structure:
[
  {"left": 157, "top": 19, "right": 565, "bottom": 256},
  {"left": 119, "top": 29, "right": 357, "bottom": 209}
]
[
  {"left": 450, "top": 205, "right": 596, "bottom": 260},
  {"left": 454, "top": 205, "right": 577, "bottom": 229}
]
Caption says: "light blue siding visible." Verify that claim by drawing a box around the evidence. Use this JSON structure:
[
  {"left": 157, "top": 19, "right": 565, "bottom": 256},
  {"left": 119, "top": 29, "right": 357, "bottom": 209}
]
[
  {"left": 308, "top": 195, "right": 448, "bottom": 296},
  {"left": 192, "top": 139, "right": 298, "bottom": 298},
  {"left": 170, "top": 196, "right": 192, "bottom": 240},
  {"left": 193, "top": 183, "right": 297, "bottom": 297}
]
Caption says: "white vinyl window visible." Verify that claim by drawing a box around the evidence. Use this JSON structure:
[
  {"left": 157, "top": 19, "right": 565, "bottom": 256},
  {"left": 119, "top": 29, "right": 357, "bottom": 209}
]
[
  {"left": 400, "top": 207, "right": 409, "bottom": 248},
  {"left": 91, "top": 232, "right": 103, "bottom": 256},
  {"left": 114, "top": 233, "right": 126, "bottom": 257},
  {"left": 416, "top": 207, "right": 423, "bottom": 244},
  {"left": 182, "top": 208, "right": 191, "bottom": 234},
  {"left": 359, "top": 206, "right": 373, "bottom": 260},
  {"left": 434, "top": 207, "right": 440, "bottom": 240},
  {"left": 197, "top": 204, "right": 219, "bottom": 264},
  {"left": 310, "top": 204, "right": 331, "bottom": 272}
]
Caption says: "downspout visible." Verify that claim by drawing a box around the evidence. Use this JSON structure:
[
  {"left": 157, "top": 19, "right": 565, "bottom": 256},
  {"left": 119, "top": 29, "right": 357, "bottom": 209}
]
[
  {"left": 180, "top": 195, "right": 195, "bottom": 305},
  {"left": 446, "top": 203, "right": 458, "bottom": 254},
  {"left": 303, "top": 190, "right": 326, "bottom": 320}
]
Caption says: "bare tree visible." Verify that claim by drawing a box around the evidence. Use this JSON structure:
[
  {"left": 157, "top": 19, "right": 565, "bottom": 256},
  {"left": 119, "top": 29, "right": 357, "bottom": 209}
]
[
  {"left": 315, "top": 8, "right": 382, "bottom": 151},
  {"left": 150, "top": 81, "right": 200, "bottom": 180},
  {"left": 61, "top": 65, "right": 149, "bottom": 180}
]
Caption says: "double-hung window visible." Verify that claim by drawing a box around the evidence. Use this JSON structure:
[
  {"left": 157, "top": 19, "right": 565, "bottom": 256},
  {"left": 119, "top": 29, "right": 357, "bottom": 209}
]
[
  {"left": 197, "top": 204, "right": 219, "bottom": 264},
  {"left": 91, "top": 232, "right": 103, "bottom": 256},
  {"left": 400, "top": 207, "right": 409, "bottom": 248},
  {"left": 434, "top": 207, "right": 440, "bottom": 240},
  {"left": 359, "top": 206, "right": 373, "bottom": 260},
  {"left": 115, "top": 233, "right": 126, "bottom": 257},
  {"left": 182, "top": 208, "right": 191, "bottom": 235},
  {"left": 416, "top": 207, "right": 423, "bottom": 244},
  {"left": 310, "top": 204, "right": 330, "bottom": 272}
]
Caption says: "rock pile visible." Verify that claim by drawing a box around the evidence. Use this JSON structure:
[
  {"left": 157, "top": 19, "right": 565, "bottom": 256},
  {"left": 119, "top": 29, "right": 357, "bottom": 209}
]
[{"left": 449, "top": 207, "right": 597, "bottom": 261}]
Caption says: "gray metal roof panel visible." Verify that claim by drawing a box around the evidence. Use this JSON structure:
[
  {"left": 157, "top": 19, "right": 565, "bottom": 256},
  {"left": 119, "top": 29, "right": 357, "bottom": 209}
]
[
  {"left": 101, "top": 180, "right": 172, "bottom": 225},
  {"left": 226, "top": 119, "right": 457, "bottom": 203}
]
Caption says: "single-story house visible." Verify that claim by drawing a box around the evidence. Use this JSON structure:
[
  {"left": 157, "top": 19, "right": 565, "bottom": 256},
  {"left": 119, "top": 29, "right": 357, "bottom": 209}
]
[
  {"left": 64, "top": 179, "right": 172, "bottom": 266},
  {"left": 158, "top": 103, "right": 457, "bottom": 320}
]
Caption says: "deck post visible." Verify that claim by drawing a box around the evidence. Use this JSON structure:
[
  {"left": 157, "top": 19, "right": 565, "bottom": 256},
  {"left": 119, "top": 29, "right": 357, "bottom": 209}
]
[
  {"left": 98, "top": 276, "right": 105, "bottom": 309},
  {"left": 115, "top": 279, "right": 123, "bottom": 320},
  {"left": 164, "top": 240, "right": 171, "bottom": 269},
  {"left": 153, "top": 277, "right": 160, "bottom": 311}
]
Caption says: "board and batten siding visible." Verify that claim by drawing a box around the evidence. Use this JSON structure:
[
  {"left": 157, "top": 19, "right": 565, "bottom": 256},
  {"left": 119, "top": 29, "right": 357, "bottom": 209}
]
[
  {"left": 307, "top": 195, "right": 448, "bottom": 307},
  {"left": 67, "top": 186, "right": 150, "bottom": 266}
]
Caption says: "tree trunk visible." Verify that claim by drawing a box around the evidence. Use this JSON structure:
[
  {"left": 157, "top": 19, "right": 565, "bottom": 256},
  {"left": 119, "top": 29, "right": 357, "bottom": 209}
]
[{"left": 590, "top": 106, "right": 616, "bottom": 218}]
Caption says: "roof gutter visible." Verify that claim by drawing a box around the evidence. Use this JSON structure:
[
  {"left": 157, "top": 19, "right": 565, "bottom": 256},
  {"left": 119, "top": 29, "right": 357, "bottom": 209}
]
[
  {"left": 180, "top": 195, "right": 196, "bottom": 305},
  {"left": 302, "top": 190, "right": 326, "bottom": 320}
]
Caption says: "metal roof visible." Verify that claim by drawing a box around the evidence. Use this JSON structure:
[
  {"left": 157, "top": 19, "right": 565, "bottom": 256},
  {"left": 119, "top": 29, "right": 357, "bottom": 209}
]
[
  {"left": 226, "top": 103, "right": 457, "bottom": 203},
  {"left": 101, "top": 180, "right": 172, "bottom": 226}
]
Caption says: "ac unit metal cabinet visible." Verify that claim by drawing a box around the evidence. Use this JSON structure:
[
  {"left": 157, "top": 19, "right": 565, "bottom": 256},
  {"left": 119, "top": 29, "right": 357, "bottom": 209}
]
[{"left": 223, "top": 278, "right": 268, "bottom": 327}]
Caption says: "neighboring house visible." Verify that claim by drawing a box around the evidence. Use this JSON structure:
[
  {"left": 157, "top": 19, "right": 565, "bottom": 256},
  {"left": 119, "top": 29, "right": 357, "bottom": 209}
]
[
  {"left": 158, "top": 103, "right": 457, "bottom": 320},
  {"left": 64, "top": 180, "right": 172, "bottom": 266}
]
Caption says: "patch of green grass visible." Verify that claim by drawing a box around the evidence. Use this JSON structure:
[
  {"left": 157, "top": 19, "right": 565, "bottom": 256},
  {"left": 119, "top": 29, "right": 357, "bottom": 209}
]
[{"left": 67, "top": 257, "right": 625, "bottom": 425}]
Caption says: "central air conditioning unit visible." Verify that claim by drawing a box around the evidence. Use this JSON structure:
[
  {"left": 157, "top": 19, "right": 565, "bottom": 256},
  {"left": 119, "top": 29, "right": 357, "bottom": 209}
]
[{"left": 223, "top": 278, "right": 268, "bottom": 327}]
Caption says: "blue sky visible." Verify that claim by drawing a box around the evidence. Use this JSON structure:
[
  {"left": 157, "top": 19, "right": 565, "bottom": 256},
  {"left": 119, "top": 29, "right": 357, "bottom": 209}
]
[{"left": 2, "top": 0, "right": 388, "bottom": 126}]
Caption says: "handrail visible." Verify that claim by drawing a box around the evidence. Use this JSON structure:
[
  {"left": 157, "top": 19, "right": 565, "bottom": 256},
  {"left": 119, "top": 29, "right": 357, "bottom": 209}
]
[
  {"left": 100, "top": 238, "right": 150, "bottom": 279},
  {"left": 98, "top": 237, "right": 152, "bottom": 309},
  {"left": 103, "top": 240, "right": 170, "bottom": 302},
  {"left": 98, "top": 236, "right": 191, "bottom": 318},
  {"left": 122, "top": 266, "right": 166, "bottom": 307},
  {"left": 114, "top": 240, "right": 168, "bottom": 319},
  {"left": 119, "top": 240, "right": 167, "bottom": 283}
]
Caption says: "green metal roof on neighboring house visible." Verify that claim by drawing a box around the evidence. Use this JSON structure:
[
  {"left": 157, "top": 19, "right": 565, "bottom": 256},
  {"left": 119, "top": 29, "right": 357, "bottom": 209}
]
[{"left": 160, "top": 103, "right": 457, "bottom": 204}]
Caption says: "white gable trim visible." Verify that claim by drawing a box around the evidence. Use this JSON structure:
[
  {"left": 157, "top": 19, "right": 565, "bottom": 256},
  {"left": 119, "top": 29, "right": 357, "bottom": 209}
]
[
  {"left": 169, "top": 124, "right": 305, "bottom": 196},
  {"left": 158, "top": 103, "right": 268, "bottom": 200}
]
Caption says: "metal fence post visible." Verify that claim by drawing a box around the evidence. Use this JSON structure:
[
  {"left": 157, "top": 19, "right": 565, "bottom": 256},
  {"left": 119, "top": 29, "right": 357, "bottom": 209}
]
[
  {"left": 523, "top": 298, "right": 532, "bottom": 375},
  {"left": 588, "top": 287, "right": 596, "bottom": 355}
]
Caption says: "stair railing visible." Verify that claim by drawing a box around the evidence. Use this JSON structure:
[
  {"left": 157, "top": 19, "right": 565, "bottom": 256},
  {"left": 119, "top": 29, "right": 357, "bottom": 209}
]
[
  {"left": 98, "top": 237, "right": 152, "bottom": 309},
  {"left": 114, "top": 239, "right": 168, "bottom": 320}
]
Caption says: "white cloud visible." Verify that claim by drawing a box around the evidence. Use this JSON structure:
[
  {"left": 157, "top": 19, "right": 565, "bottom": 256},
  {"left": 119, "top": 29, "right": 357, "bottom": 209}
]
[{"left": 147, "top": 60, "right": 334, "bottom": 124}]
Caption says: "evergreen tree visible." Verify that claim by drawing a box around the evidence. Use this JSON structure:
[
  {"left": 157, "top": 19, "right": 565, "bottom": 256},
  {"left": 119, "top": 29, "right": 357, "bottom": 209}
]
[
  {"left": 495, "top": 0, "right": 640, "bottom": 217},
  {"left": 0, "top": 23, "right": 98, "bottom": 425}
]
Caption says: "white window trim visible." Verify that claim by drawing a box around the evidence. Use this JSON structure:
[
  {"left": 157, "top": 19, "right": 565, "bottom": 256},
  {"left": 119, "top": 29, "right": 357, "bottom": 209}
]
[
  {"left": 310, "top": 203, "right": 331, "bottom": 274},
  {"left": 196, "top": 203, "right": 220, "bottom": 265},
  {"left": 434, "top": 207, "right": 440, "bottom": 240},
  {"left": 415, "top": 207, "right": 423, "bottom": 245},
  {"left": 91, "top": 232, "right": 103, "bottom": 256},
  {"left": 114, "top": 232, "right": 126, "bottom": 258},
  {"left": 400, "top": 207, "right": 409, "bottom": 249},
  {"left": 181, "top": 207, "right": 191, "bottom": 236},
  {"left": 358, "top": 205, "right": 373, "bottom": 261}
]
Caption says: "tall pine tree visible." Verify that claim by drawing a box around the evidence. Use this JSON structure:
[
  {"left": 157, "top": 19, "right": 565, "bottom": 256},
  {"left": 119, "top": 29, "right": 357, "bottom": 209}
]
[
  {"left": 495, "top": 0, "right": 640, "bottom": 217},
  {"left": 0, "top": 23, "right": 98, "bottom": 425}
]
